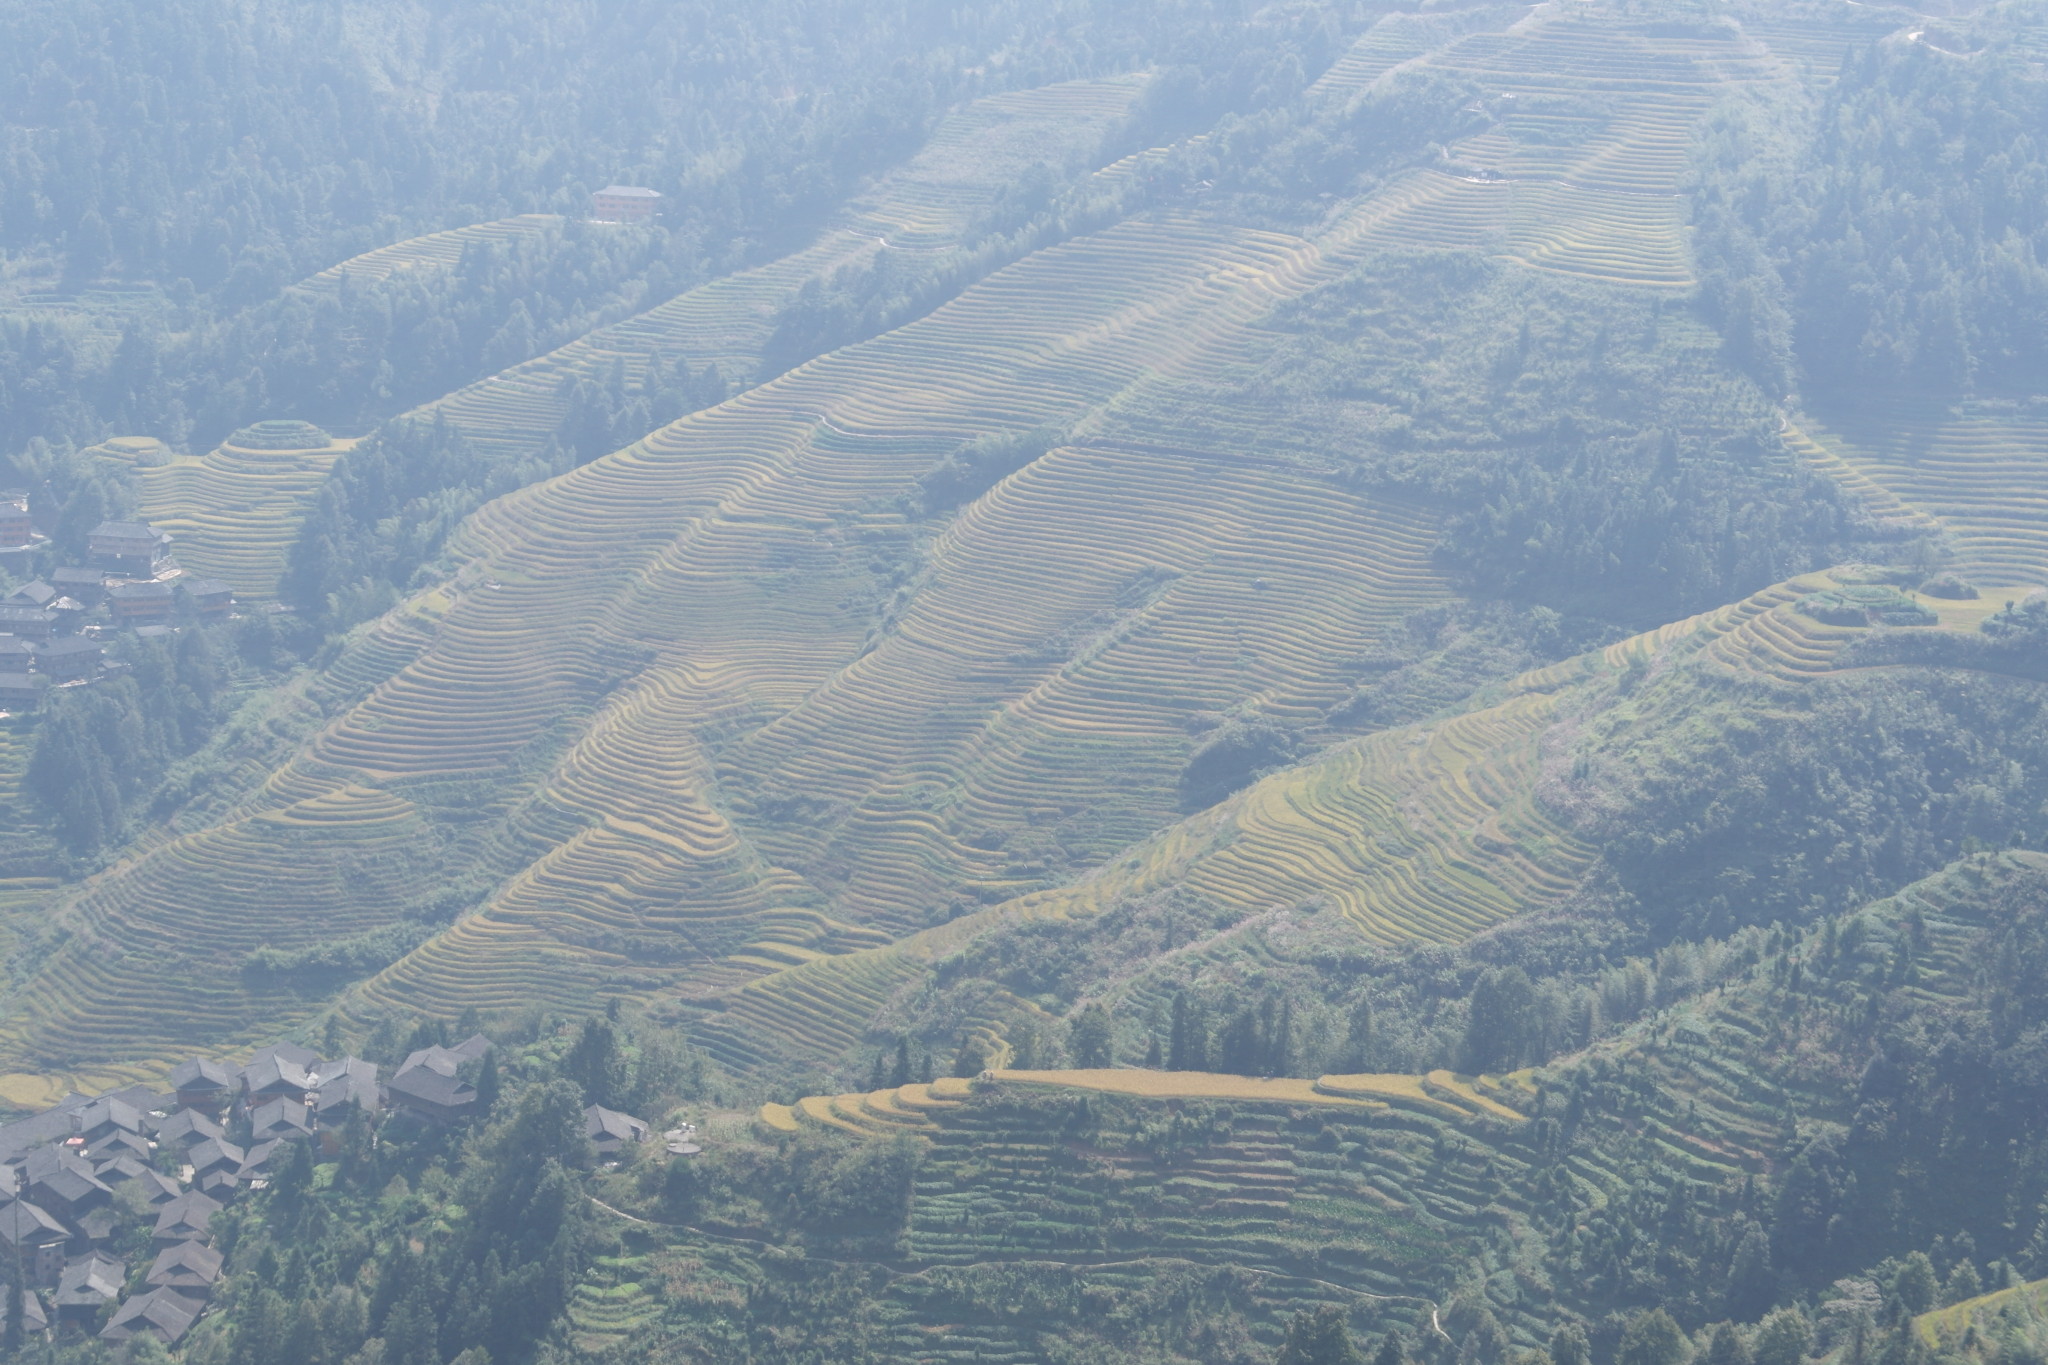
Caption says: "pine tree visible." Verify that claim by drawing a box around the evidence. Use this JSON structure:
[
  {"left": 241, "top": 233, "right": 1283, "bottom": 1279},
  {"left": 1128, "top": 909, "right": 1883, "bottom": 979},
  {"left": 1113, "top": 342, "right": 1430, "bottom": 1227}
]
[{"left": 475, "top": 1050, "right": 501, "bottom": 1115}]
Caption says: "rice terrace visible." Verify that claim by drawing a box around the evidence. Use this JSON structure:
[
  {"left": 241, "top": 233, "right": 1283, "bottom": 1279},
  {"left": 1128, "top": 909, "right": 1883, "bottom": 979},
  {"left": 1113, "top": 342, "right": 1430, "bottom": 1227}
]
[{"left": 0, "top": 0, "right": 2043, "bottom": 1361}]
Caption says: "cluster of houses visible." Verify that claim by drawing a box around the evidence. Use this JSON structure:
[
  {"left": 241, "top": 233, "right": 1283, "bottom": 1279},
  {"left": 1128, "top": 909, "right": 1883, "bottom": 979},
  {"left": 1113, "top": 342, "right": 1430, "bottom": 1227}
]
[
  {"left": 0, "top": 1033, "right": 666, "bottom": 1346},
  {"left": 0, "top": 511, "right": 233, "bottom": 710}
]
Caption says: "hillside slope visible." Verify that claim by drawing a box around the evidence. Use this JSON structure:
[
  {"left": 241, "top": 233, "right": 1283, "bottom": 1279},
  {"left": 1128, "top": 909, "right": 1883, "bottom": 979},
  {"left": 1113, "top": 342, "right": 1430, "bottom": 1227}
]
[
  {"left": 564, "top": 850, "right": 2048, "bottom": 1363},
  {"left": 13, "top": 1, "right": 2033, "bottom": 1084}
]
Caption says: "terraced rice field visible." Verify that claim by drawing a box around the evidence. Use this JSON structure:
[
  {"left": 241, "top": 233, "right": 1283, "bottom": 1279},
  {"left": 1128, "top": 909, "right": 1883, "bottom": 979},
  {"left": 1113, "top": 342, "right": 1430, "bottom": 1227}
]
[
  {"left": 296, "top": 215, "right": 561, "bottom": 291},
  {"left": 1323, "top": 17, "right": 1778, "bottom": 288},
  {"left": 135, "top": 431, "right": 353, "bottom": 599},
  {"left": 0, "top": 778, "right": 439, "bottom": 1072},
  {"left": 334, "top": 212, "right": 1462, "bottom": 1026},
  {"left": 762, "top": 1068, "right": 1525, "bottom": 1141},
  {"left": 1793, "top": 405, "right": 2048, "bottom": 590},
  {"left": 698, "top": 660, "right": 1594, "bottom": 1069},
  {"left": 425, "top": 75, "right": 1154, "bottom": 464},
  {"left": 0, "top": 13, "right": 1905, "bottom": 1070}
]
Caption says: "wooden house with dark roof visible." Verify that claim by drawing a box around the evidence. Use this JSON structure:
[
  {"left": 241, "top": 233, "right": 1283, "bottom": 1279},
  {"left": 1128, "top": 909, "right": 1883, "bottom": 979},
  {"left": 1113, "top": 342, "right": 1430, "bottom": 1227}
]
[
  {"left": 36, "top": 637, "right": 101, "bottom": 682},
  {"left": 50, "top": 566, "right": 105, "bottom": 605},
  {"left": 310, "top": 1057, "right": 379, "bottom": 1122},
  {"left": 100, "top": 1287, "right": 202, "bottom": 1345},
  {"left": 0, "top": 499, "right": 30, "bottom": 548},
  {"left": 186, "top": 1136, "right": 244, "bottom": 1178},
  {"left": 152, "top": 1191, "right": 220, "bottom": 1245},
  {"left": 108, "top": 581, "right": 173, "bottom": 624},
  {"left": 0, "top": 672, "right": 47, "bottom": 708},
  {"left": 0, "top": 1200, "right": 71, "bottom": 1284},
  {"left": 6, "top": 581, "right": 55, "bottom": 609},
  {"left": 87, "top": 521, "right": 171, "bottom": 575},
  {"left": 0, "top": 605, "right": 54, "bottom": 640},
  {"left": 249, "top": 1098, "right": 313, "bottom": 1143},
  {"left": 24, "top": 1146, "right": 113, "bottom": 1219},
  {"left": 183, "top": 578, "right": 233, "bottom": 616},
  {"left": 168, "top": 1059, "right": 234, "bottom": 1114},
  {"left": 155, "top": 1109, "right": 224, "bottom": 1151},
  {"left": 387, "top": 1035, "right": 490, "bottom": 1125},
  {"left": 146, "top": 1240, "right": 222, "bottom": 1294},
  {"left": 585, "top": 1104, "right": 651, "bottom": 1157},
  {"left": 54, "top": 1253, "right": 123, "bottom": 1325}
]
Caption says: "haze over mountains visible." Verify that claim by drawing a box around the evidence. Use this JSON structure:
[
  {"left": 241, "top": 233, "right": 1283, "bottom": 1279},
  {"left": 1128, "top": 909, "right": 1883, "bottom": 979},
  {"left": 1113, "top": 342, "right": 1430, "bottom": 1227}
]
[{"left": 0, "top": 0, "right": 2044, "bottom": 1361}]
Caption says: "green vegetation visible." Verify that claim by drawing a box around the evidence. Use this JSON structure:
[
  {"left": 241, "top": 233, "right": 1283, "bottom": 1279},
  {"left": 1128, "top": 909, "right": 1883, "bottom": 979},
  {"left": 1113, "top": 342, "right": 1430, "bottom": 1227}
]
[{"left": 0, "top": 0, "right": 2044, "bottom": 1361}]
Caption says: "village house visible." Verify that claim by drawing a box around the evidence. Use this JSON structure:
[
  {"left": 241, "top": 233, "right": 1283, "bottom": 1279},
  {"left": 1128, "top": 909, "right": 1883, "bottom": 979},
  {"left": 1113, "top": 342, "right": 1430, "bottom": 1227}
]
[
  {"left": 7, "top": 581, "right": 55, "bottom": 610},
  {"left": 584, "top": 1104, "right": 651, "bottom": 1158},
  {"left": 107, "top": 581, "right": 174, "bottom": 624},
  {"left": 151, "top": 1190, "right": 221, "bottom": 1246},
  {"left": 0, "top": 638, "right": 33, "bottom": 671},
  {"left": 87, "top": 520, "right": 171, "bottom": 575},
  {"left": 242, "top": 1041, "right": 318, "bottom": 1102},
  {"left": 169, "top": 1058, "right": 234, "bottom": 1114},
  {"left": 36, "top": 637, "right": 101, "bottom": 683},
  {"left": 0, "top": 497, "right": 31, "bottom": 548},
  {"left": 54, "top": 1253, "right": 123, "bottom": 1326},
  {"left": 24, "top": 1147, "right": 114, "bottom": 1220},
  {"left": 0, "top": 672, "right": 48, "bottom": 708},
  {"left": 386, "top": 1035, "right": 491, "bottom": 1125},
  {"left": 146, "top": 1241, "right": 222, "bottom": 1295},
  {"left": 592, "top": 185, "right": 661, "bottom": 222},
  {"left": 186, "top": 1136, "right": 244, "bottom": 1181},
  {"left": 50, "top": 567, "right": 105, "bottom": 605},
  {"left": 99, "top": 1287, "right": 202, "bottom": 1346},
  {"left": 155, "top": 1108, "right": 224, "bottom": 1152},
  {"left": 310, "top": 1056, "right": 380, "bottom": 1123},
  {"left": 0, "top": 1200, "right": 70, "bottom": 1285},
  {"left": 183, "top": 578, "right": 232, "bottom": 616},
  {"left": 0, "top": 605, "right": 54, "bottom": 640},
  {"left": 249, "top": 1097, "right": 313, "bottom": 1143}
]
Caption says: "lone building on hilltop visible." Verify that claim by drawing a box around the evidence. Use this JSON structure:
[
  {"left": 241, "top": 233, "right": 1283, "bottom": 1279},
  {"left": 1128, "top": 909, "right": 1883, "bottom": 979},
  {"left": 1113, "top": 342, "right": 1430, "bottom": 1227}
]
[
  {"left": 592, "top": 185, "right": 661, "bottom": 222},
  {"left": 0, "top": 497, "right": 30, "bottom": 548}
]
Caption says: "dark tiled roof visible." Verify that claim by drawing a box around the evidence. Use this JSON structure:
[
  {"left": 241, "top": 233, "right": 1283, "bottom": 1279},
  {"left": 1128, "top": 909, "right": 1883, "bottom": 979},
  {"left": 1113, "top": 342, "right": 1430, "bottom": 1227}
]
[
  {"left": 156, "top": 1110, "right": 224, "bottom": 1148},
  {"left": 152, "top": 1191, "right": 221, "bottom": 1240},
  {"left": 6, "top": 582, "right": 54, "bottom": 607},
  {"left": 108, "top": 581, "right": 173, "bottom": 602},
  {"left": 75, "top": 1096, "right": 143, "bottom": 1136},
  {"left": 100, "top": 1288, "right": 201, "bottom": 1344},
  {"left": 168, "top": 1058, "right": 234, "bottom": 1092},
  {"left": 388, "top": 1066, "right": 475, "bottom": 1109},
  {"left": 147, "top": 1240, "right": 222, "bottom": 1287},
  {"left": 0, "top": 1199, "right": 69, "bottom": 1245},
  {"left": 249, "top": 1041, "right": 319, "bottom": 1070},
  {"left": 186, "top": 1136, "right": 245, "bottom": 1173},
  {"left": 585, "top": 1105, "right": 649, "bottom": 1145},
  {"left": 56, "top": 1254, "right": 123, "bottom": 1306},
  {"left": 251, "top": 1099, "right": 312, "bottom": 1138}
]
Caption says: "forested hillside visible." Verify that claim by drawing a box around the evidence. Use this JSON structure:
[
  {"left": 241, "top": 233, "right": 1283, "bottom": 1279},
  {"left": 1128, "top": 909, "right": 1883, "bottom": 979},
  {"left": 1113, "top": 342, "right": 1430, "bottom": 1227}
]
[{"left": 0, "top": 0, "right": 2045, "bottom": 1362}]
